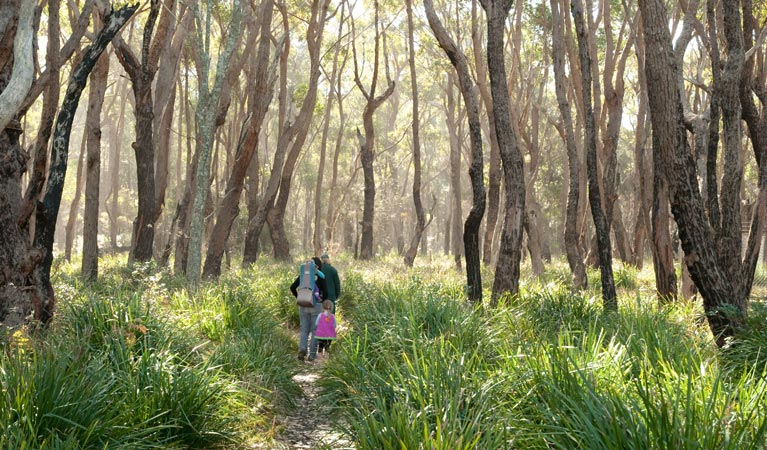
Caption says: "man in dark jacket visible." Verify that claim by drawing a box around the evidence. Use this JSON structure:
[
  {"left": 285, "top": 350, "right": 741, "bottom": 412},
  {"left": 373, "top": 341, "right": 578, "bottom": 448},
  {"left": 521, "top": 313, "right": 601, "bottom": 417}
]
[
  {"left": 320, "top": 253, "right": 341, "bottom": 312},
  {"left": 290, "top": 256, "right": 326, "bottom": 361}
]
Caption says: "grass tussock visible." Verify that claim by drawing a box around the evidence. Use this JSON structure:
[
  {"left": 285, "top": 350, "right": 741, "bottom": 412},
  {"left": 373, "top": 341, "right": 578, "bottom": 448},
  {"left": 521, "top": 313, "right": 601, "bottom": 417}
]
[{"left": 2, "top": 253, "right": 767, "bottom": 449}]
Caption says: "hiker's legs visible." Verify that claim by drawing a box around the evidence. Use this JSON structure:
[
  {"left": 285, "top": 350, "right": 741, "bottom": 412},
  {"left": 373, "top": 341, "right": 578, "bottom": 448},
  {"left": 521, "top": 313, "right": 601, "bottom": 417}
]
[
  {"left": 308, "top": 303, "right": 322, "bottom": 359},
  {"left": 298, "top": 306, "right": 313, "bottom": 356}
]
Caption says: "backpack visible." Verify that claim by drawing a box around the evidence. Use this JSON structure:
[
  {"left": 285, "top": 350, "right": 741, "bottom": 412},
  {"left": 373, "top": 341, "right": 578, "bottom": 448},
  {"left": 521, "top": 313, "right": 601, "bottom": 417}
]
[{"left": 296, "top": 261, "right": 319, "bottom": 307}]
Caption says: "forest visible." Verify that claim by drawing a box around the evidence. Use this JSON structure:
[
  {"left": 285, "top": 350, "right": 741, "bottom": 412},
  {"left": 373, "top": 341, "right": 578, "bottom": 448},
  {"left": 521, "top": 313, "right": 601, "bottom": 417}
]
[{"left": 1, "top": 0, "right": 767, "bottom": 448}]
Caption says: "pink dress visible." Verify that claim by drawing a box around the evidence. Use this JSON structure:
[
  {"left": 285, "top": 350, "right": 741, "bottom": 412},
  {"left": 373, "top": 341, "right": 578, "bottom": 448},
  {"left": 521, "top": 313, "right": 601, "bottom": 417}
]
[{"left": 314, "top": 312, "right": 337, "bottom": 340}]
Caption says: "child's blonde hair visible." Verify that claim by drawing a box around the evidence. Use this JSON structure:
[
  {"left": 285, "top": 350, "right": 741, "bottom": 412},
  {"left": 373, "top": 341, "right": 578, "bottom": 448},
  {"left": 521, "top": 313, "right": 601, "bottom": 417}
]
[{"left": 322, "top": 299, "right": 333, "bottom": 312}]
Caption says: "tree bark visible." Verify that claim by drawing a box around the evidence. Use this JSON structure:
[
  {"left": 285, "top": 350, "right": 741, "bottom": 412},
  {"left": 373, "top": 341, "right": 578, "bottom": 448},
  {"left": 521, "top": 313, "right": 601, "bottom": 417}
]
[
  {"left": 639, "top": 0, "right": 743, "bottom": 346},
  {"left": 551, "top": 0, "right": 587, "bottom": 288},
  {"left": 203, "top": 0, "right": 275, "bottom": 279},
  {"left": 0, "top": 0, "right": 33, "bottom": 133},
  {"left": 572, "top": 0, "right": 617, "bottom": 310},
  {"left": 82, "top": 27, "right": 110, "bottom": 280},
  {"left": 353, "top": 0, "right": 395, "bottom": 260},
  {"left": 480, "top": 0, "right": 526, "bottom": 304}
]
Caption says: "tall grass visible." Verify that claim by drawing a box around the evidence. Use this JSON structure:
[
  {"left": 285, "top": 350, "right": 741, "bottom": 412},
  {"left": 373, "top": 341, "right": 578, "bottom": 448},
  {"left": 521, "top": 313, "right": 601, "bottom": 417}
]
[
  {"left": 318, "top": 261, "right": 767, "bottom": 449},
  {"left": 1, "top": 256, "right": 306, "bottom": 449}
]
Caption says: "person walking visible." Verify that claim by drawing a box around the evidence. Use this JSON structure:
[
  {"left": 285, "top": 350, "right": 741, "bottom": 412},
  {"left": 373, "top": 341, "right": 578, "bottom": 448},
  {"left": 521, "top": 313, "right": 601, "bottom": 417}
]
[
  {"left": 290, "top": 256, "right": 325, "bottom": 361},
  {"left": 320, "top": 253, "right": 341, "bottom": 313},
  {"left": 313, "top": 300, "right": 337, "bottom": 358}
]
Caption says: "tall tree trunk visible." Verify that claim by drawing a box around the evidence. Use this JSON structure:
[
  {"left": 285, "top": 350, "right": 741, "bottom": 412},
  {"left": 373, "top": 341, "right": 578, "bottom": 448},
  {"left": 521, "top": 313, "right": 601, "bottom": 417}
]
[
  {"left": 551, "top": 0, "right": 586, "bottom": 288},
  {"left": 267, "top": 0, "right": 332, "bottom": 261},
  {"left": 472, "top": 0, "right": 501, "bottom": 267},
  {"left": 573, "top": 0, "right": 616, "bottom": 309},
  {"left": 82, "top": 29, "right": 110, "bottom": 279},
  {"left": 638, "top": 0, "right": 744, "bottom": 346},
  {"left": 186, "top": 0, "right": 243, "bottom": 284},
  {"left": 481, "top": 0, "right": 526, "bottom": 304},
  {"left": 403, "top": 0, "right": 428, "bottom": 268},
  {"left": 353, "top": 0, "right": 395, "bottom": 260},
  {"left": 113, "top": 0, "right": 166, "bottom": 263},
  {"left": 446, "top": 75, "right": 463, "bottom": 269},
  {"left": 203, "top": 0, "right": 275, "bottom": 279}
]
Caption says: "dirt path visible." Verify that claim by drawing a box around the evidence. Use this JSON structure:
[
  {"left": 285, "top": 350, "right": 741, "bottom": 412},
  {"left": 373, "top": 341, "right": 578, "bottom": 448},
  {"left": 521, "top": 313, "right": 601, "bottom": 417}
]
[{"left": 274, "top": 358, "right": 355, "bottom": 450}]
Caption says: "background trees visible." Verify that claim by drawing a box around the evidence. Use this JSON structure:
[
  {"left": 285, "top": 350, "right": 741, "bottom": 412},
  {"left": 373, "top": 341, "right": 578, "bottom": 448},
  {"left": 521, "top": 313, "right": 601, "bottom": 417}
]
[{"left": 2, "top": 0, "right": 765, "bottom": 346}]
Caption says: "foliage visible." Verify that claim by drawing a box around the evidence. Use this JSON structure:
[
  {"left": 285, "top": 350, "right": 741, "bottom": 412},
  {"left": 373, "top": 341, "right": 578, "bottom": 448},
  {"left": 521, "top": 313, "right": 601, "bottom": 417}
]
[{"left": 0, "top": 256, "right": 305, "bottom": 449}]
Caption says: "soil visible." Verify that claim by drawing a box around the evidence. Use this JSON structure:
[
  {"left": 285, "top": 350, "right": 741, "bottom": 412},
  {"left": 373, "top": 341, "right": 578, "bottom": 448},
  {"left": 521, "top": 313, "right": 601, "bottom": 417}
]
[{"left": 272, "top": 357, "right": 355, "bottom": 450}]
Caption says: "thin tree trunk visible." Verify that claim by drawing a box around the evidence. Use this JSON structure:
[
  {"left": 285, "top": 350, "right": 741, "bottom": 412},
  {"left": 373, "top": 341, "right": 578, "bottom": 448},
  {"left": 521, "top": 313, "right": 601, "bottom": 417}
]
[
  {"left": 573, "top": 0, "right": 616, "bottom": 309},
  {"left": 82, "top": 35, "right": 110, "bottom": 279},
  {"left": 403, "top": 0, "right": 428, "bottom": 268},
  {"left": 64, "top": 134, "right": 87, "bottom": 261},
  {"left": 551, "top": 0, "right": 586, "bottom": 288}
]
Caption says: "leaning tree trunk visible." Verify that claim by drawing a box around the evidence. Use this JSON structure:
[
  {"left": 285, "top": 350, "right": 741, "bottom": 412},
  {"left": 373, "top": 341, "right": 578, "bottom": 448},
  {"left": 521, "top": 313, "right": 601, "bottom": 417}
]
[
  {"left": 480, "top": 0, "right": 526, "bottom": 304},
  {"left": 572, "top": 0, "right": 616, "bottom": 310},
  {"left": 0, "top": 4, "right": 137, "bottom": 330},
  {"left": 638, "top": 0, "right": 743, "bottom": 346}
]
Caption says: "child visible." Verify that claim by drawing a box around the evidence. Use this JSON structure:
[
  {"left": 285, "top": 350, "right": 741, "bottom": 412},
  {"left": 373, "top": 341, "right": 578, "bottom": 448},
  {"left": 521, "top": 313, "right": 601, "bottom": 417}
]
[{"left": 313, "top": 299, "right": 337, "bottom": 356}]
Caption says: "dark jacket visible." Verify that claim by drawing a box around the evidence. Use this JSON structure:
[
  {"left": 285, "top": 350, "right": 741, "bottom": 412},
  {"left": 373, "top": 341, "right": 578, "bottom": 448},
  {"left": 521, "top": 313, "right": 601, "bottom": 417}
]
[{"left": 321, "top": 263, "right": 341, "bottom": 301}]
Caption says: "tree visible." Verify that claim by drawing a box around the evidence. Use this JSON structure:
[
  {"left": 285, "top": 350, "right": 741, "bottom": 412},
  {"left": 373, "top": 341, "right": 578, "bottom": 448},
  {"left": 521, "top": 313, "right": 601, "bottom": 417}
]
[
  {"left": 638, "top": 0, "right": 746, "bottom": 346},
  {"left": 572, "top": 0, "right": 616, "bottom": 310},
  {"left": 113, "top": 0, "right": 167, "bottom": 262},
  {"left": 479, "top": 0, "right": 526, "bottom": 304},
  {"left": 82, "top": 8, "right": 111, "bottom": 280},
  {"left": 186, "top": 0, "right": 244, "bottom": 284},
  {"left": 352, "top": 0, "right": 395, "bottom": 260},
  {"left": 402, "top": 0, "right": 427, "bottom": 268},
  {"left": 202, "top": 0, "right": 276, "bottom": 279},
  {"left": 550, "top": 0, "right": 586, "bottom": 289},
  {"left": 0, "top": 2, "right": 137, "bottom": 329},
  {"left": 424, "top": 0, "right": 486, "bottom": 302}
]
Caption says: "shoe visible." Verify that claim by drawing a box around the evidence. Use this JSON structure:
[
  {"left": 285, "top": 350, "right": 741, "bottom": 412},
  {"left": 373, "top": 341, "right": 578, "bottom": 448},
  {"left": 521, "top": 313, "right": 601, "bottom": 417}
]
[
  {"left": 307, "top": 355, "right": 316, "bottom": 361},
  {"left": 298, "top": 349, "right": 307, "bottom": 361}
]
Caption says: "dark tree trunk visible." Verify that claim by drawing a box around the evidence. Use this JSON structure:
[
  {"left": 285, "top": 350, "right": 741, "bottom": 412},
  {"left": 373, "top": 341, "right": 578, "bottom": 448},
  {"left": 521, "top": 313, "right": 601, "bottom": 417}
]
[
  {"left": 5, "top": 4, "right": 137, "bottom": 328},
  {"left": 639, "top": 0, "right": 744, "bottom": 346},
  {"left": 572, "top": 0, "right": 616, "bottom": 310},
  {"left": 481, "top": 0, "right": 525, "bottom": 304},
  {"left": 424, "top": 0, "right": 492, "bottom": 302},
  {"left": 403, "top": 0, "right": 429, "bottom": 268}
]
